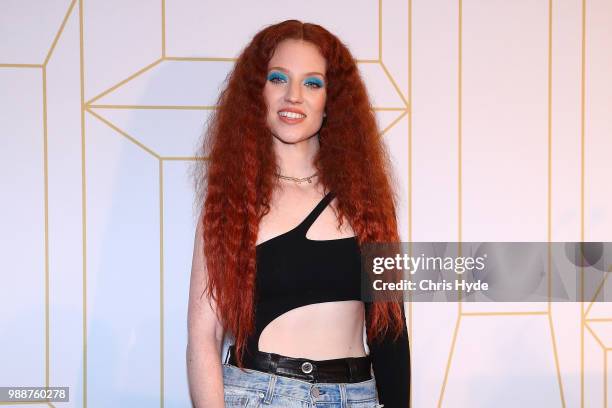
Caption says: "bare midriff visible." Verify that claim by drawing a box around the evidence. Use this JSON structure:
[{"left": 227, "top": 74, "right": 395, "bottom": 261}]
[{"left": 257, "top": 300, "right": 367, "bottom": 360}]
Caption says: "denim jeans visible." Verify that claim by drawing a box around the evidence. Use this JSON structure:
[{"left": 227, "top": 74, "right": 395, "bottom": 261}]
[{"left": 222, "top": 362, "right": 384, "bottom": 407}]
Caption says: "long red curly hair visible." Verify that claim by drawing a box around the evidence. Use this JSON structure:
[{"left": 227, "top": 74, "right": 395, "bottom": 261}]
[{"left": 193, "top": 19, "right": 405, "bottom": 368}]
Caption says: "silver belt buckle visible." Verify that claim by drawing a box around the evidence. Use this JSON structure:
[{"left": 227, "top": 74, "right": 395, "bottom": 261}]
[{"left": 301, "top": 361, "right": 313, "bottom": 374}]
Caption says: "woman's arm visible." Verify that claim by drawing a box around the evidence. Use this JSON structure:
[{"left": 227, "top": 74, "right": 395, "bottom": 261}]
[
  {"left": 366, "top": 301, "right": 411, "bottom": 407},
  {"left": 187, "top": 211, "right": 225, "bottom": 408}
]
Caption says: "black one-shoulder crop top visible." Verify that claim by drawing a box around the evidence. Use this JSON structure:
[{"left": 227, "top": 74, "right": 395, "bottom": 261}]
[{"left": 248, "top": 191, "right": 411, "bottom": 407}]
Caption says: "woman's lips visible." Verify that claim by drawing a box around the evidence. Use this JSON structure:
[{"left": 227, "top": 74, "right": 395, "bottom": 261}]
[{"left": 278, "top": 111, "right": 306, "bottom": 124}]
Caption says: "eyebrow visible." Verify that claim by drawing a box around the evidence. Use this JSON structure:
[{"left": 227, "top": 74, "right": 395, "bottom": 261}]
[{"left": 268, "top": 66, "right": 326, "bottom": 79}]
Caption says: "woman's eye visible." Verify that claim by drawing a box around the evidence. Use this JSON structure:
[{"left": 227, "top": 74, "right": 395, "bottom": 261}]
[
  {"left": 267, "top": 73, "right": 287, "bottom": 83},
  {"left": 267, "top": 73, "right": 324, "bottom": 88},
  {"left": 305, "top": 78, "right": 324, "bottom": 89}
]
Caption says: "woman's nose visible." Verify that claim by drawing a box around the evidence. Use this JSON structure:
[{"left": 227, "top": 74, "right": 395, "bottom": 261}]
[{"left": 284, "top": 81, "right": 303, "bottom": 103}]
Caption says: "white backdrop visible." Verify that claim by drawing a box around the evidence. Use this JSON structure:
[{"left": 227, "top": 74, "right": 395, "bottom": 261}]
[{"left": 1, "top": 0, "right": 611, "bottom": 407}]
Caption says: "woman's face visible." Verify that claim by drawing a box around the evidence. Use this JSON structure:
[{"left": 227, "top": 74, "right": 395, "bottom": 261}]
[{"left": 263, "top": 39, "right": 327, "bottom": 144}]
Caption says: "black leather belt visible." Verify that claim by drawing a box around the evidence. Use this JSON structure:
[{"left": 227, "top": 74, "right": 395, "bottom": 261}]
[{"left": 227, "top": 345, "right": 372, "bottom": 383}]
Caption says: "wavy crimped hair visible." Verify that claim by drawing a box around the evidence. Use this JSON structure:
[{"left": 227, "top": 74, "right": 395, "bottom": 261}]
[{"left": 191, "top": 19, "right": 405, "bottom": 368}]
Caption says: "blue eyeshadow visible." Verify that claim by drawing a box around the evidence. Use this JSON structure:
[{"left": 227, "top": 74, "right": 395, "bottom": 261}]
[
  {"left": 267, "top": 71, "right": 324, "bottom": 88},
  {"left": 267, "top": 71, "right": 288, "bottom": 81},
  {"left": 305, "top": 77, "right": 324, "bottom": 87}
]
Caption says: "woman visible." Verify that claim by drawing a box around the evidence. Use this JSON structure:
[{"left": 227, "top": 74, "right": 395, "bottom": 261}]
[{"left": 187, "top": 20, "right": 410, "bottom": 407}]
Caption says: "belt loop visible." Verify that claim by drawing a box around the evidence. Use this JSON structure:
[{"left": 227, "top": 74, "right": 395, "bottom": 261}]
[
  {"left": 264, "top": 374, "right": 277, "bottom": 404},
  {"left": 339, "top": 383, "right": 347, "bottom": 408}
]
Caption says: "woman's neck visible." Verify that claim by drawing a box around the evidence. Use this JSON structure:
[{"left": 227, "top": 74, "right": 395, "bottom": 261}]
[{"left": 273, "top": 134, "right": 320, "bottom": 178}]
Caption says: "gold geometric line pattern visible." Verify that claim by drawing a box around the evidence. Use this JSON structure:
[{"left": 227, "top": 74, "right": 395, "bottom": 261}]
[
  {"left": 406, "top": 0, "right": 413, "bottom": 404},
  {"left": 0, "top": 1, "right": 76, "bottom": 68},
  {"left": 164, "top": 56, "right": 237, "bottom": 62},
  {"left": 372, "top": 2, "right": 413, "bottom": 401},
  {"left": 548, "top": 311, "right": 567, "bottom": 407},
  {"left": 87, "top": 104, "right": 407, "bottom": 111},
  {"left": 377, "top": 0, "right": 409, "bottom": 111},
  {"left": 580, "top": 0, "right": 586, "bottom": 405},
  {"left": 88, "top": 104, "right": 217, "bottom": 110},
  {"left": 87, "top": 105, "right": 407, "bottom": 157},
  {"left": 374, "top": 107, "right": 407, "bottom": 111},
  {"left": 0, "top": 55, "right": 50, "bottom": 396},
  {"left": 606, "top": 351, "right": 609, "bottom": 407},
  {"left": 435, "top": 1, "right": 568, "bottom": 406},
  {"left": 378, "top": 0, "right": 383, "bottom": 62},
  {"left": 457, "top": 0, "right": 463, "bottom": 249},
  {"left": 585, "top": 321, "right": 606, "bottom": 349},
  {"left": 585, "top": 268, "right": 610, "bottom": 317},
  {"left": 80, "top": 58, "right": 408, "bottom": 148},
  {"left": 462, "top": 311, "right": 549, "bottom": 317},
  {"left": 406, "top": 0, "right": 413, "bottom": 243},
  {"left": 0, "top": 4, "right": 85, "bottom": 408},
  {"left": 163, "top": 56, "right": 384, "bottom": 64},
  {"left": 78, "top": 0, "right": 87, "bottom": 405},
  {"left": 543, "top": 0, "right": 565, "bottom": 403},
  {"left": 42, "top": 64, "right": 50, "bottom": 402},
  {"left": 381, "top": 110, "right": 408, "bottom": 136},
  {"left": 79, "top": 114, "right": 214, "bottom": 408},
  {"left": 161, "top": 0, "right": 166, "bottom": 59},
  {"left": 438, "top": 312, "right": 461, "bottom": 407},
  {"left": 380, "top": 61, "right": 409, "bottom": 109},
  {"left": 547, "top": 3, "right": 566, "bottom": 398},
  {"left": 163, "top": 156, "right": 207, "bottom": 161},
  {"left": 0, "top": 64, "right": 43, "bottom": 68},
  {"left": 546, "top": 0, "right": 566, "bottom": 383},
  {"left": 85, "top": 108, "right": 162, "bottom": 159},
  {"left": 437, "top": 0, "right": 463, "bottom": 403},
  {"left": 83, "top": 59, "right": 405, "bottom": 109},
  {"left": 85, "top": 58, "right": 164, "bottom": 105},
  {"left": 40, "top": 0, "right": 81, "bottom": 403},
  {"left": 159, "top": 159, "right": 165, "bottom": 407},
  {"left": 44, "top": 0, "right": 77, "bottom": 67},
  {"left": 547, "top": 0, "right": 554, "bottom": 332}
]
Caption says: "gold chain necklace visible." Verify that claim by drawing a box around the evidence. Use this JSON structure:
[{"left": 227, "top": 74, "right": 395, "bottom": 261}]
[{"left": 274, "top": 171, "right": 318, "bottom": 184}]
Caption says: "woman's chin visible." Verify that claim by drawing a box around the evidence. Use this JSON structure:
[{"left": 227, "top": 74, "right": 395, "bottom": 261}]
[
  {"left": 273, "top": 132, "right": 317, "bottom": 144},
  {"left": 272, "top": 132, "right": 318, "bottom": 145}
]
